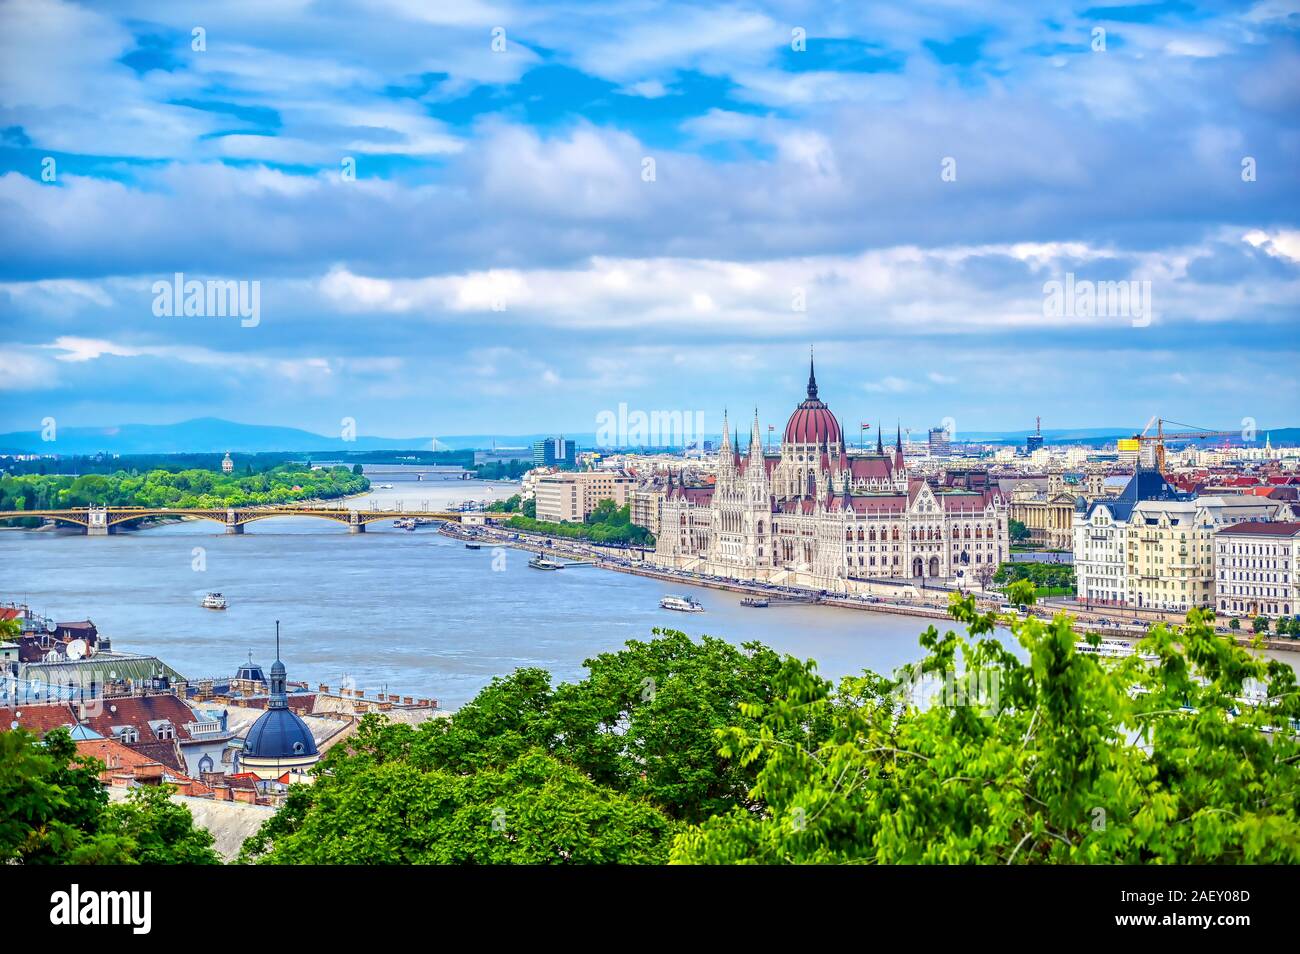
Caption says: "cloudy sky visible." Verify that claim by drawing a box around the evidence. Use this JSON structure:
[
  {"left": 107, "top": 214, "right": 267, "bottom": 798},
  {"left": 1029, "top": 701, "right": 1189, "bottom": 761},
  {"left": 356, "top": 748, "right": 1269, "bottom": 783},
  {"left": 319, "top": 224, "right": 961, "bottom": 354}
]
[{"left": 1, "top": 0, "right": 1297, "bottom": 441}]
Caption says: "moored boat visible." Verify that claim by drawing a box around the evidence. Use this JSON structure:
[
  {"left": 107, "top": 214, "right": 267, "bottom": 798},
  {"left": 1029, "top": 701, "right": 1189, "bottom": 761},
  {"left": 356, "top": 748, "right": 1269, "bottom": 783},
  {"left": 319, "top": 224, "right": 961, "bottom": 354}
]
[
  {"left": 741, "top": 597, "right": 770, "bottom": 608},
  {"left": 465, "top": 542, "right": 482, "bottom": 550},
  {"left": 528, "top": 555, "right": 566, "bottom": 570}
]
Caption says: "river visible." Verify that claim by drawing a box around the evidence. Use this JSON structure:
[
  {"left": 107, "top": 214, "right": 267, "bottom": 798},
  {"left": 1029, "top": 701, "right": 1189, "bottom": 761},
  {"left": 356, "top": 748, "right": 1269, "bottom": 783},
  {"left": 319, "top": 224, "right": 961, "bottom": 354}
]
[{"left": 1, "top": 477, "right": 1291, "bottom": 708}]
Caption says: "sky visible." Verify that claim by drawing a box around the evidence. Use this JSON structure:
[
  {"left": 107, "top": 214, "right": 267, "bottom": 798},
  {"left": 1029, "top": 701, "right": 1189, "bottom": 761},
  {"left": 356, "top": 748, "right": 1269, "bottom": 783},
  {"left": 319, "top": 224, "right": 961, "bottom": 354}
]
[{"left": 0, "top": 0, "right": 1297, "bottom": 442}]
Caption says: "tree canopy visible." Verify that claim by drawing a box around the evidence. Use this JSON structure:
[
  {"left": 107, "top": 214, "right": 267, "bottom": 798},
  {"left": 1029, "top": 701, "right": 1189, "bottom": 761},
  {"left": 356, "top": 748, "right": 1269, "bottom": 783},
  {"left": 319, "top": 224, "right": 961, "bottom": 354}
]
[
  {"left": 672, "top": 583, "right": 1300, "bottom": 864},
  {"left": 0, "top": 728, "right": 219, "bottom": 865},
  {"left": 242, "top": 601, "right": 1300, "bottom": 864},
  {"left": 0, "top": 463, "right": 367, "bottom": 514}
]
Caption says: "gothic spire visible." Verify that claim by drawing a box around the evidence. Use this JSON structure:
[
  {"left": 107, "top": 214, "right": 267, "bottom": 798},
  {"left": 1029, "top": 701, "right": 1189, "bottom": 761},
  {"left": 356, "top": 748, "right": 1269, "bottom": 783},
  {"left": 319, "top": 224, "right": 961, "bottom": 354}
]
[
  {"left": 896, "top": 421, "right": 903, "bottom": 452},
  {"left": 876, "top": 420, "right": 884, "bottom": 454},
  {"left": 806, "top": 347, "right": 819, "bottom": 400}
]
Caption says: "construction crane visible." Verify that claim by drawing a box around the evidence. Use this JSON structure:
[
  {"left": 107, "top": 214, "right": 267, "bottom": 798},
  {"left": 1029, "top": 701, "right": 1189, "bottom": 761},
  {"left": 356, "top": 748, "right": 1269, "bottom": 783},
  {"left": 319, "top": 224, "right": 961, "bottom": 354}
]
[{"left": 1131, "top": 417, "right": 1237, "bottom": 472}]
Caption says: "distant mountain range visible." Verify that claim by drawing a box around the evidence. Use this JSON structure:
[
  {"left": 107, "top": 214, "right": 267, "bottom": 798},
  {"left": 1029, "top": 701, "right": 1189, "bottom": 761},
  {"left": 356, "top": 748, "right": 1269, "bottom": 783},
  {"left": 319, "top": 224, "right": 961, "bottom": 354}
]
[
  {"left": 0, "top": 418, "right": 1294, "bottom": 456},
  {"left": 0, "top": 418, "right": 439, "bottom": 455}
]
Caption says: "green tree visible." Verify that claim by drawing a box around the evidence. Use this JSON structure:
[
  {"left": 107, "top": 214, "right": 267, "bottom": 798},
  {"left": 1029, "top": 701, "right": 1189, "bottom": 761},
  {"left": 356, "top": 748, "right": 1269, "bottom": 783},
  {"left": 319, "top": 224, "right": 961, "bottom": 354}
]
[
  {"left": 0, "top": 728, "right": 218, "bottom": 864},
  {"left": 1253, "top": 616, "right": 1271, "bottom": 634},
  {"left": 240, "top": 748, "right": 672, "bottom": 864},
  {"left": 241, "top": 630, "right": 804, "bottom": 861},
  {"left": 671, "top": 584, "right": 1300, "bottom": 864},
  {"left": 1229, "top": 617, "right": 1241, "bottom": 631},
  {"left": 97, "top": 786, "right": 219, "bottom": 865},
  {"left": 1008, "top": 519, "right": 1031, "bottom": 544}
]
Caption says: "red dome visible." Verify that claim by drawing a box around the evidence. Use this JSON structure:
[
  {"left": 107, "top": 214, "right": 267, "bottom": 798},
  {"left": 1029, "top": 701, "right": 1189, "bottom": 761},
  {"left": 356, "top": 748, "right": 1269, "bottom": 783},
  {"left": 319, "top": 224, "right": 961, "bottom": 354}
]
[
  {"left": 784, "top": 402, "right": 842, "bottom": 445},
  {"left": 783, "top": 355, "right": 843, "bottom": 446}
]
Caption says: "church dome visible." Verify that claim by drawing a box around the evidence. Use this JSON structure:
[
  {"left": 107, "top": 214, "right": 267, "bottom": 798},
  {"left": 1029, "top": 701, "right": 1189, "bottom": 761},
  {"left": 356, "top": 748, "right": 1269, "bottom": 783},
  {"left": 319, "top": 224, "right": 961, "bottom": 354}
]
[
  {"left": 783, "top": 356, "right": 842, "bottom": 446},
  {"left": 243, "top": 706, "right": 317, "bottom": 760},
  {"left": 241, "top": 637, "right": 318, "bottom": 770}
]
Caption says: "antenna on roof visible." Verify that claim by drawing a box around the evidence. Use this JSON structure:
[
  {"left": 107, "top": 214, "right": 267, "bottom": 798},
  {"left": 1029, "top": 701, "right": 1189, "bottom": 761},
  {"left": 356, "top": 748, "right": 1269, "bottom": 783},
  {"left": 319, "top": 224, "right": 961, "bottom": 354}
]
[{"left": 275, "top": 620, "right": 280, "bottom": 661}]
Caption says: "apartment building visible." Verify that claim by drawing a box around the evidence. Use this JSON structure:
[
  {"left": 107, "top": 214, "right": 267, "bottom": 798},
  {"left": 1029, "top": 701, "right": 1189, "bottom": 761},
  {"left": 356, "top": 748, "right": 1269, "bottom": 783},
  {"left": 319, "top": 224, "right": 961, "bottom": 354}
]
[
  {"left": 630, "top": 485, "right": 666, "bottom": 536},
  {"left": 1074, "top": 469, "right": 1185, "bottom": 606},
  {"left": 1124, "top": 496, "right": 1289, "bottom": 612},
  {"left": 1214, "top": 522, "right": 1300, "bottom": 619},
  {"left": 534, "top": 471, "right": 635, "bottom": 523}
]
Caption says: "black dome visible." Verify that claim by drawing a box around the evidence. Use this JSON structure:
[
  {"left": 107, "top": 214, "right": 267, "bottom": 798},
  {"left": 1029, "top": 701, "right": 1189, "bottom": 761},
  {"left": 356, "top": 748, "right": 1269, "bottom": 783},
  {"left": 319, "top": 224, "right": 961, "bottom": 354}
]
[{"left": 243, "top": 707, "right": 317, "bottom": 760}]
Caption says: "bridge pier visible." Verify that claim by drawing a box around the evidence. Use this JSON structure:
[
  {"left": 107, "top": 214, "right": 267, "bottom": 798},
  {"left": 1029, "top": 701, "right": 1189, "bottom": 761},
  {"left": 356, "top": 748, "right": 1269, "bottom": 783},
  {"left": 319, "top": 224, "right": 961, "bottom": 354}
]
[
  {"left": 225, "top": 509, "right": 244, "bottom": 534},
  {"left": 348, "top": 512, "right": 365, "bottom": 534},
  {"left": 225, "top": 522, "right": 244, "bottom": 534},
  {"left": 87, "top": 507, "right": 109, "bottom": 536}
]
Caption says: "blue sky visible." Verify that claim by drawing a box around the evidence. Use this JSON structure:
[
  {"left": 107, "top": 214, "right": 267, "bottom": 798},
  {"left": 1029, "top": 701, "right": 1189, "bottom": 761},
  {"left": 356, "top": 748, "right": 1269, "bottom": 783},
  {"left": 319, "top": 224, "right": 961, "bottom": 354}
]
[{"left": 0, "top": 0, "right": 1297, "bottom": 441}]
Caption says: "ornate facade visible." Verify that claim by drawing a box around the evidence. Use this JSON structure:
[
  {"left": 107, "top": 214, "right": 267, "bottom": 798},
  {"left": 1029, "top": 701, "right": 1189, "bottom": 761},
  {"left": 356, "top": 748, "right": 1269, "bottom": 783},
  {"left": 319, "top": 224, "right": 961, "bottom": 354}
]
[{"left": 652, "top": 359, "right": 1009, "bottom": 590}]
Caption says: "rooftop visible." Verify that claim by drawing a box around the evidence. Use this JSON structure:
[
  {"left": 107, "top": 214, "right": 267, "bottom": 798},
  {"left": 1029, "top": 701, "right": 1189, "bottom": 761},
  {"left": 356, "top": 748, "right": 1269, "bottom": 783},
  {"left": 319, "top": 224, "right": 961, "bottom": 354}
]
[{"left": 1214, "top": 521, "right": 1300, "bottom": 537}]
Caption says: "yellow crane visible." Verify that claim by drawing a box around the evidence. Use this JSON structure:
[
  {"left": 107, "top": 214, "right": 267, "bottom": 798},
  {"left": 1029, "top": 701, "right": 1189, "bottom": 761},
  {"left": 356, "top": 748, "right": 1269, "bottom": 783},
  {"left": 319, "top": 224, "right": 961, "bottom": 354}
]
[{"left": 1131, "top": 417, "right": 1237, "bottom": 472}]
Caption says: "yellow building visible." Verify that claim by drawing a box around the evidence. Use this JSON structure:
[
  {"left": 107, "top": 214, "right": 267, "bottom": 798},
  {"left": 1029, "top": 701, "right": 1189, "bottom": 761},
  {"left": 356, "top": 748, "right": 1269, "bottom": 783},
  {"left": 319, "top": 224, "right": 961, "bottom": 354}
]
[{"left": 1125, "top": 496, "right": 1288, "bottom": 612}]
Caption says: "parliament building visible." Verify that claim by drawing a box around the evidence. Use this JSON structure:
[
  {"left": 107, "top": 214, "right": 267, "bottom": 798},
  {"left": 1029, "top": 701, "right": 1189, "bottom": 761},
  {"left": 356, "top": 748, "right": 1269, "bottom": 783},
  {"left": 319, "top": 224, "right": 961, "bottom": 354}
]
[{"left": 652, "top": 358, "right": 1009, "bottom": 590}]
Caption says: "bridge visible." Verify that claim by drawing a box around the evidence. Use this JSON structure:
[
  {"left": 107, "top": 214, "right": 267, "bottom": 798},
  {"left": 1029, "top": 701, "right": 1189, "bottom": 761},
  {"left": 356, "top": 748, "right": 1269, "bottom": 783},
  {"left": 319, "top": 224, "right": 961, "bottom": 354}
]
[{"left": 0, "top": 505, "right": 510, "bottom": 535}]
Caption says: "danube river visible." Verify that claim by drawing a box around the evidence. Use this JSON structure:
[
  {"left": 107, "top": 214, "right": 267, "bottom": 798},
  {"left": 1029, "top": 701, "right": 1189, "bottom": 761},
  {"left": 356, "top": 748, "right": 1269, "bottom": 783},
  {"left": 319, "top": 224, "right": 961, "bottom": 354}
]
[{"left": 2, "top": 478, "right": 1291, "bottom": 708}]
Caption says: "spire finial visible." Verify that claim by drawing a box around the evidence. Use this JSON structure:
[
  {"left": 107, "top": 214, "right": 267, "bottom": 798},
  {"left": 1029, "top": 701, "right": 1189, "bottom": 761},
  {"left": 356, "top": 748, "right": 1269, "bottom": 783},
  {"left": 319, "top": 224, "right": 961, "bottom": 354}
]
[
  {"left": 896, "top": 421, "right": 902, "bottom": 452},
  {"left": 876, "top": 420, "right": 884, "bottom": 454},
  {"left": 807, "top": 347, "right": 818, "bottom": 400}
]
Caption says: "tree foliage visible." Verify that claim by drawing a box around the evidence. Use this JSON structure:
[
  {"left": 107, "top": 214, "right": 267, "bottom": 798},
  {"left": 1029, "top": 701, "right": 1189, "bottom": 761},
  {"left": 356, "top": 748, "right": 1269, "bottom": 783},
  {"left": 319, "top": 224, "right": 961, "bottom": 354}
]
[
  {"left": 0, "top": 464, "right": 367, "bottom": 514},
  {"left": 672, "top": 584, "right": 1300, "bottom": 864},
  {"left": 993, "top": 560, "right": 1075, "bottom": 592},
  {"left": 506, "top": 500, "right": 652, "bottom": 545},
  {"left": 241, "top": 631, "right": 796, "bottom": 862},
  {"left": 0, "top": 728, "right": 218, "bottom": 864}
]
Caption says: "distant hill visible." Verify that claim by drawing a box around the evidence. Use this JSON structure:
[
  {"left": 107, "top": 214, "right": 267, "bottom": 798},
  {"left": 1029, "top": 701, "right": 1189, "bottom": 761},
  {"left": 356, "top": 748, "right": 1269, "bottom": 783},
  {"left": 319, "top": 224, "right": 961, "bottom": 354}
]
[
  {"left": 0, "top": 418, "right": 440, "bottom": 455},
  {"left": 0, "top": 418, "right": 1294, "bottom": 456}
]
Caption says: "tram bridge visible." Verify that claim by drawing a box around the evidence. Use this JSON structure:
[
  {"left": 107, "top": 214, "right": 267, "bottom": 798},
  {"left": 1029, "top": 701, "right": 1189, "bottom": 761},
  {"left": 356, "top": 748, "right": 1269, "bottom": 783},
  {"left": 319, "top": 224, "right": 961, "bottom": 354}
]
[{"left": 0, "top": 505, "right": 507, "bottom": 535}]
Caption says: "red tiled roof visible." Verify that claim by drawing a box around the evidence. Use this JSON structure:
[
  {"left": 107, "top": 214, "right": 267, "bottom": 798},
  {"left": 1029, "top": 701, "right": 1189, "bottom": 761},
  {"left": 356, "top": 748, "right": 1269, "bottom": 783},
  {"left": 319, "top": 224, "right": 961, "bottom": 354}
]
[
  {"left": 849, "top": 457, "right": 892, "bottom": 479},
  {"left": 80, "top": 694, "right": 198, "bottom": 742},
  {"left": 76, "top": 737, "right": 163, "bottom": 775},
  {"left": 5, "top": 702, "right": 79, "bottom": 735},
  {"left": 131, "top": 739, "right": 185, "bottom": 773},
  {"left": 1214, "top": 521, "right": 1300, "bottom": 537}
]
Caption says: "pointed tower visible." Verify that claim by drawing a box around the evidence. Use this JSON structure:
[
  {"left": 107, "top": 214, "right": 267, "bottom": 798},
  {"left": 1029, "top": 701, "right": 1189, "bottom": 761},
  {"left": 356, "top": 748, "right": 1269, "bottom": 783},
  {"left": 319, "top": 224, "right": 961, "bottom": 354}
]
[
  {"left": 749, "top": 408, "right": 764, "bottom": 462},
  {"left": 718, "top": 409, "right": 734, "bottom": 483},
  {"left": 894, "top": 422, "right": 905, "bottom": 473},
  {"left": 876, "top": 421, "right": 884, "bottom": 455}
]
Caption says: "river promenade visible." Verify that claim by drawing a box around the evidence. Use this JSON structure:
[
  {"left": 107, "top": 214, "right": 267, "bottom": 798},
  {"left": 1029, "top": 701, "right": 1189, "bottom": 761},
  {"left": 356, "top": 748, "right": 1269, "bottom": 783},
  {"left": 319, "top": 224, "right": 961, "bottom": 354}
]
[{"left": 444, "top": 521, "right": 1300, "bottom": 654}]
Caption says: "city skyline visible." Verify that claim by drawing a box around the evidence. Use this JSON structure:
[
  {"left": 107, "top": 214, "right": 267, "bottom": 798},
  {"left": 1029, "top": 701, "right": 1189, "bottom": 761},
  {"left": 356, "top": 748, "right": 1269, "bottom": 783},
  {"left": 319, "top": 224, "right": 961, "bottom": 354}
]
[{"left": 2, "top": 1, "right": 1298, "bottom": 433}]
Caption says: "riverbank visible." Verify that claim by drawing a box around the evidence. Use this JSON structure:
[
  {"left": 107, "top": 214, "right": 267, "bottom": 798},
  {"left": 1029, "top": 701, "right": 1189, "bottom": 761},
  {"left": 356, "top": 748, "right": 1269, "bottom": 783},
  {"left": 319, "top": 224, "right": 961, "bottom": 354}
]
[{"left": 442, "top": 523, "right": 1300, "bottom": 654}]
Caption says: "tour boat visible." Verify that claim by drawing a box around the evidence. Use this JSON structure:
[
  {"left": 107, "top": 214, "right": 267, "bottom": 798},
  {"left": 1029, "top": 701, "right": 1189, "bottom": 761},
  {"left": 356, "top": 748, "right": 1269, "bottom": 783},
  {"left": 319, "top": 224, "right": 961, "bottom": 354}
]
[
  {"left": 528, "top": 556, "right": 566, "bottom": 570},
  {"left": 201, "top": 592, "right": 228, "bottom": 610},
  {"left": 741, "top": 597, "right": 770, "bottom": 608},
  {"left": 660, "top": 595, "right": 704, "bottom": 613},
  {"left": 1074, "top": 639, "right": 1158, "bottom": 662}
]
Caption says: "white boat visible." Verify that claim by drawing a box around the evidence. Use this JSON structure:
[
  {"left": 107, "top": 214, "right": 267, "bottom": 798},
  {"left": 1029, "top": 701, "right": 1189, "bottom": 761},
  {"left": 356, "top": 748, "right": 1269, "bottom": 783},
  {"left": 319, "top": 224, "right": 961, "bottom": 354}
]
[
  {"left": 377, "top": 483, "right": 394, "bottom": 490},
  {"left": 660, "top": 595, "right": 704, "bottom": 613},
  {"left": 201, "top": 592, "right": 228, "bottom": 610},
  {"left": 528, "top": 556, "right": 566, "bottom": 570},
  {"left": 1075, "top": 638, "right": 1157, "bottom": 662}
]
